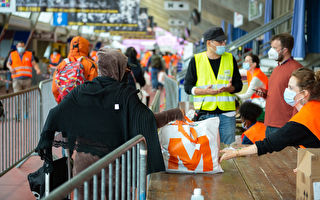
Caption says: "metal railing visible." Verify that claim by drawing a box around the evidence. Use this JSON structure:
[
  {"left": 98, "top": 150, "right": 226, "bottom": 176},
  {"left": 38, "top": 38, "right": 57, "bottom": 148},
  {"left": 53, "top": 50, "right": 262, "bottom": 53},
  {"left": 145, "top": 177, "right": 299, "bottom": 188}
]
[
  {"left": 43, "top": 135, "right": 148, "bottom": 200},
  {"left": 149, "top": 90, "right": 161, "bottom": 113},
  {"left": 38, "top": 79, "right": 57, "bottom": 129},
  {"left": 0, "top": 86, "right": 41, "bottom": 176}
]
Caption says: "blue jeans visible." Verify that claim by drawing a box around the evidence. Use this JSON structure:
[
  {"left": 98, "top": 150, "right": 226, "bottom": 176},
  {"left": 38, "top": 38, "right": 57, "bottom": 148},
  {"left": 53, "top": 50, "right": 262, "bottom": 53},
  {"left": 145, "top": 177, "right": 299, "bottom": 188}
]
[
  {"left": 151, "top": 68, "right": 159, "bottom": 89},
  {"left": 265, "top": 126, "right": 280, "bottom": 138},
  {"left": 6, "top": 71, "right": 11, "bottom": 91},
  {"left": 199, "top": 113, "right": 236, "bottom": 144}
]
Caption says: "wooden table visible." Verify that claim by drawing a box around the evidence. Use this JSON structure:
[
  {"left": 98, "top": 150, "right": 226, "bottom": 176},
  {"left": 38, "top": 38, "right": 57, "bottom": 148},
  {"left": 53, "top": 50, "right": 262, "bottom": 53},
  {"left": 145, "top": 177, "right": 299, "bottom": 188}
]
[{"left": 147, "top": 147, "right": 297, "bottom": 200}]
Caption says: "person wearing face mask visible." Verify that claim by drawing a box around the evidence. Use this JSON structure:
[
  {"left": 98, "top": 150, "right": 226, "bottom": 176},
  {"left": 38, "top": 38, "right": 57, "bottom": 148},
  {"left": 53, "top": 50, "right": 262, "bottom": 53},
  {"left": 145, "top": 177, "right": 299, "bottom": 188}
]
[
  {"left": 6, "top": 41, "right": 41, "bottom": 93},
  {"left": 35, "top": 48, "right": 184, "bottom": 199},
  {"left": 239, "top": 55, "right": 268, "bottom": 107},
  {"left": 220, "top": 67, "right": 320, "bottom": 162},
  {"left": 239, "top": 101, "right": 266, "bottom": 145},
  {"left": 184, "top": 26, "right": 243, "bottom": 145},
  {"left": 255, "top": 33, "right": 302, "bottom": 137},
  {"left": 48, "top": 49, "right": 63, "bottom": 77}
]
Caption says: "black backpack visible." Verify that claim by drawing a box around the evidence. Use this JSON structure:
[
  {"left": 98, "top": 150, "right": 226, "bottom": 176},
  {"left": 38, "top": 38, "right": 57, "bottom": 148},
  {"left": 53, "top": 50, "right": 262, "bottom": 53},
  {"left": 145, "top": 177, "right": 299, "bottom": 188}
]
[{"left": 150, "top": 55, "right": 162, "bottom": 70}]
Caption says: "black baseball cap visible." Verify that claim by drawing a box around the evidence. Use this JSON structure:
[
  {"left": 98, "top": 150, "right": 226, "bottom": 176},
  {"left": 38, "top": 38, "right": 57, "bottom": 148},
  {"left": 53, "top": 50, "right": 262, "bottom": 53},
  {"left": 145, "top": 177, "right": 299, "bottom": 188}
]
[{"left": 203, "top": 26, "right": 226, "bottom": 42}]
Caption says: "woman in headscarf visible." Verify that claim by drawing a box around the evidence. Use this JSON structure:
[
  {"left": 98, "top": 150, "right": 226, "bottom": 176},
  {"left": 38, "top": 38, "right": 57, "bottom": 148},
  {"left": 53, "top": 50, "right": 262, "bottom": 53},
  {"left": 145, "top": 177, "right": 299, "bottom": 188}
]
[{"left": 36, "top": 48, "right": 184, "bottom": 199}]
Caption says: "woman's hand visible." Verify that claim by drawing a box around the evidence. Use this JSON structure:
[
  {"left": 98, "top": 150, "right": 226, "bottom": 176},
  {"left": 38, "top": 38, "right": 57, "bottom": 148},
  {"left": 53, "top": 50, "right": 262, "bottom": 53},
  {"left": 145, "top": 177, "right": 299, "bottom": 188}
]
[{"left": 219, "top": 149, "right": 239, "bottom": 163}]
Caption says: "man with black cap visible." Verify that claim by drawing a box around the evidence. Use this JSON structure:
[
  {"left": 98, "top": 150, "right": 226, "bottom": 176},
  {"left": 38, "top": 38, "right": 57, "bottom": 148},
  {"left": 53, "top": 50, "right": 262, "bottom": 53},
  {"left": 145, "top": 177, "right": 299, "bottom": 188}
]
[{"left": 184, "top": 26, "right": 243, "bottom": 144}]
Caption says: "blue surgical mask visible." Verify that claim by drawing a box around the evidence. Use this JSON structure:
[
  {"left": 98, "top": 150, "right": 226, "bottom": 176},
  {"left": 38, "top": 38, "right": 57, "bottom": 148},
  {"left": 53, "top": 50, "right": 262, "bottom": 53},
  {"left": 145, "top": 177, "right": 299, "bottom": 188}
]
[
  {"left": 283, "top": 88, "right": 297, "bottom": 107},
  {"left": 17, "top": 47, "right": 25, "bottom": 54},
  {"left": 242, "top": 62, "right": 250, "bottom": 70},
  {"left": 215, "top": 46, "right": 226, "bottom": 55}
]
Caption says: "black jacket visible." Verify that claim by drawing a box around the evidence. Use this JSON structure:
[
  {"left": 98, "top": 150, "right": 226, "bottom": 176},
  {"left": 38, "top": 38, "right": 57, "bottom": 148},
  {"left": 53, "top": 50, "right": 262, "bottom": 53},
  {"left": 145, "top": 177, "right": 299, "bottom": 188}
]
[{"left": 36, "top": 76, "right": 165, "bottom": 174}]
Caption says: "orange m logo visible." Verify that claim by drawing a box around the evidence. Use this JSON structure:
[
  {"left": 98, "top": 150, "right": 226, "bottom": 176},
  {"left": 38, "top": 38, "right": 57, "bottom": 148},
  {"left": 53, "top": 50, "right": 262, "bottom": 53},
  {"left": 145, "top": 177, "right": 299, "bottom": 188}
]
[{"left": 168, "top": 135, "right": 213, "bottom": 172}]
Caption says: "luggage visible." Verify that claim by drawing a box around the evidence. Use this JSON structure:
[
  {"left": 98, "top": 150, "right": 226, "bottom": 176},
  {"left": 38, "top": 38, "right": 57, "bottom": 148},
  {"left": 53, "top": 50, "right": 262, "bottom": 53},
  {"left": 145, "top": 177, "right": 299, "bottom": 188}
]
[
  {"left": 159, "top": 117, "right": 223, "bottom": 174},
  {"left": 28, "top": 150, "right": 72, "bottom": 199}
]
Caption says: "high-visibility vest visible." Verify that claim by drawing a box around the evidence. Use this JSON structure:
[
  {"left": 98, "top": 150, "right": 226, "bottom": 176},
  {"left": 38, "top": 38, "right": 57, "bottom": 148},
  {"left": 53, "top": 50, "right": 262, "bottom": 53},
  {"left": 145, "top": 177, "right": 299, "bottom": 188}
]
[
  {"left": 289, "top": 101, "right": 320, "bottom": 142},
  {"left": 247, "top": 68, "right": 268, "bottom": 99},
  {"left": 10, "top": 50, "right": 33, "bottom": 79},
  {"left": 90, "top": 51, "right": 98, "bottom": 62},
  {"left": 242, "top": 121, "right": 266, "bottom": 144},
  {"left": 49, "top": 53, "right": 61, "bottom": 68},
  {"left": 140, "top": 51, "right": 151, "bottom": 67},
  {"left": 194, "top": 52, "right": 236, "bottom": 111}
]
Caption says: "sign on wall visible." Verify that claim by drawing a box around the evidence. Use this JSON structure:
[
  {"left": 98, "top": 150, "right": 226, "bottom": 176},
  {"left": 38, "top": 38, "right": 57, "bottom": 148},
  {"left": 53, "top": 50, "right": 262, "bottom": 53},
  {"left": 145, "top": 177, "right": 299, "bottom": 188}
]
[
  {"left": 248, "top": 0, "right": 263, "bottom": 21},
  {"left": 0, "top": 0, "right": 16, "bottom": 12},
  {"left": 16, "top": 0, "right": 122, "bottom": 13},
  {"left": 164, "top": 1, "right": 189, "bottom": 11},
  {"left": 234, "top": 12, "right": 243, "bottom": 28}
]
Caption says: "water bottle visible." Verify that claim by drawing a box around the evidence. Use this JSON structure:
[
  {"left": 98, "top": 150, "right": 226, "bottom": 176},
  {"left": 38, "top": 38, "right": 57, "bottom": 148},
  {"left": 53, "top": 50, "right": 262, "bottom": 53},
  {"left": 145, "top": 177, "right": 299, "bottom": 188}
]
[{"left": 191, "top": 188, "right": 204, "bottom": 200}]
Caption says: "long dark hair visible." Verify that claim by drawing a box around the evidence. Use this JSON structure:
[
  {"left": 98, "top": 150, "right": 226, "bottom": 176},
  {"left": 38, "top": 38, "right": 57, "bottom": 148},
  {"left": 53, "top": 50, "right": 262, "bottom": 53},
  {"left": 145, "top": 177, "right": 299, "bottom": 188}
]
[{"left": 125, "top": 47, "right": 138, "bottom": 63}]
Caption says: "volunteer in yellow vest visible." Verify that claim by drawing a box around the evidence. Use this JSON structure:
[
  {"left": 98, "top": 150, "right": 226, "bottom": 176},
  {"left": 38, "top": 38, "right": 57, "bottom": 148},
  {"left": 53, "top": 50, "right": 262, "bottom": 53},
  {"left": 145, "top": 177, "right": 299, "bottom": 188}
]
[
  {"left": 239, "top": 55, "right": 268, "bottom": 108},
  {"left": 184, "top": 26, "right": 243, "bottom": 144},
  {"left": 48, "top": 49, "right": 62, "bottom": 76},
  {"left": 220, "top": 67, "right": 320, "bottom": 162},
  {"left": 7, "top": 41, "right": 41, "bottom": 93},
  {"left": 239, "top": 101, "right": 266, "bottom": 144}
]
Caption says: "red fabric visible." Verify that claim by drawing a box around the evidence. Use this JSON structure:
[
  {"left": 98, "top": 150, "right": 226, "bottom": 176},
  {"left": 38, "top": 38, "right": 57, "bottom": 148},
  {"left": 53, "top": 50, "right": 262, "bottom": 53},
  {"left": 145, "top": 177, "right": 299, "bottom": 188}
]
[
  {"left": 264, "top": 59, "right": 302, "bottom": 128},
  {"left": 247, "top": 68, "right": 268, "bottom": 99}
]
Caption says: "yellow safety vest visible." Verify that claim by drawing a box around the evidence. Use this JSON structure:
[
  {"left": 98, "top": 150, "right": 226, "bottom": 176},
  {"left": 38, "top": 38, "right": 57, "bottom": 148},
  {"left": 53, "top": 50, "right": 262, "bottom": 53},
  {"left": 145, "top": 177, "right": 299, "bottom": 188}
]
[{"left": 194, "top": 51, "right": 236, "bottom": 111}]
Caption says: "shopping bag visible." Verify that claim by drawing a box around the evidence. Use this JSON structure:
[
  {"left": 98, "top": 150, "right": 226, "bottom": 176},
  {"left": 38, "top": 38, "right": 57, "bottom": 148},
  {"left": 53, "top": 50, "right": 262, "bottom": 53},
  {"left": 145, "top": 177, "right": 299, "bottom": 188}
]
[{"left": 159, "top": 117, "right": 223, "bottom": 173}]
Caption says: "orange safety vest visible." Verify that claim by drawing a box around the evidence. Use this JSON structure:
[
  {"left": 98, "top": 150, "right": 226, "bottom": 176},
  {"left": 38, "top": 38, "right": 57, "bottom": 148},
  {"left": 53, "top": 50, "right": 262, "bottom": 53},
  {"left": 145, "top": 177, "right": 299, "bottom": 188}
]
[
  {"left": 10, "top": 50, "right": 33, "bottom": 79},
  {"left": 242, "top": 121, "right": 266, "bottom": 144},
  {"left": 90, "top": 51, "right": 98, "bottom": 62},
  {"left": 49, "top": 53, "right": 61, "bottom": 68},
  {"left": 247, "top": 68, "right": 268, "bottom": 99},
  {"left": 289, "top": 101, "right": 320, "bottom": 146},
  {"left": 163, "top": 55, "right": 171, "bottom": 69},
  {"left": 140, "top": 51, "right": 151, "bottom": 67}
]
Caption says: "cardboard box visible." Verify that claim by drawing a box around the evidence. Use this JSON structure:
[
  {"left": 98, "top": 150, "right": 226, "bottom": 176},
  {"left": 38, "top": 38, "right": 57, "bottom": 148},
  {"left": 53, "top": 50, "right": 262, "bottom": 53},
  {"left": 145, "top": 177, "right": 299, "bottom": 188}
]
[{"left": 296, "top": 148, "right": 320, "bottom": 200}]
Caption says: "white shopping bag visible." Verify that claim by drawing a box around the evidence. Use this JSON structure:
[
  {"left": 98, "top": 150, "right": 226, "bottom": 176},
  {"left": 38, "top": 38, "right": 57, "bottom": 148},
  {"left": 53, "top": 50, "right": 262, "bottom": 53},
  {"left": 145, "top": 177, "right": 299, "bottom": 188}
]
[{"left": 159, "top": 117, "right": 223, "bottom": 173}]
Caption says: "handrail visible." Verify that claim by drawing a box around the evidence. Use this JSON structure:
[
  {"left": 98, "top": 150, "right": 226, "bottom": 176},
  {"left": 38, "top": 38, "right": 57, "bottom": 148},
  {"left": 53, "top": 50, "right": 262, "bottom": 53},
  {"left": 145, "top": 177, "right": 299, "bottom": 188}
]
[
  {"left": 43, "top": 135, "right": 147, "bottom": 200},
  {"left": 226, "top": 11, "right": 293, "bottom": 51},
  {"left": 150, "top": 90, "right": 161, "bottom": 113}
]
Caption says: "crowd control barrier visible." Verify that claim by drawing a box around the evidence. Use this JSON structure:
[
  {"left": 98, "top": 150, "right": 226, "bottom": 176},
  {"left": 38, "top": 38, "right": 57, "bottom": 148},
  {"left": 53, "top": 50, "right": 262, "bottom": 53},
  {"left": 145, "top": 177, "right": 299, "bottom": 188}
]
[
  {"left": 0, "top": 86, "right": 41, "bottom": 176},
  {"left": 43, "top": 135, "right": 148, "bottom": 200}
]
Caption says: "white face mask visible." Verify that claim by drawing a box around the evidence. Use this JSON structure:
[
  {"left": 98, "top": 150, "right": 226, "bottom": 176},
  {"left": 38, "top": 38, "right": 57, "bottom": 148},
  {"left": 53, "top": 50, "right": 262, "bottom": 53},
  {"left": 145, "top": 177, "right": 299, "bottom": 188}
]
[
  {"left": 242, "top": 62, "right": 250, "bottom": 70},
  {"left": 17, "top": 47, "right": 25, "bottom": 54},
  {"left": 268, "top": 48, "right": 279, "bottom": 60}
]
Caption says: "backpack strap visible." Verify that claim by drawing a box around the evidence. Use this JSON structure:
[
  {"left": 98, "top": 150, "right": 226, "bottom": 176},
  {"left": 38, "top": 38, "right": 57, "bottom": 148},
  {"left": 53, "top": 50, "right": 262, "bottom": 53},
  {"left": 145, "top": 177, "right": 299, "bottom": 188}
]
[{"left": 63, "top": 58, "right": 70, "bottom": 64}]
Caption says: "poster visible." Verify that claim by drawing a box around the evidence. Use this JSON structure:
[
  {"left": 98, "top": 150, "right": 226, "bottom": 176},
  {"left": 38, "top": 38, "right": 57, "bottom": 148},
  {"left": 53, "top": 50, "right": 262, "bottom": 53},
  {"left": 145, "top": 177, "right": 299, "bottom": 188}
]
[
  {"left": 248, "top": 0, "right": 263, "bottom": 21},
  {"left": 16, "top": 0, "right": 120, "bottom": 13},
  {"left": 0, "top": 0, "right": 16, "bottom": 12},
  {"left": 93, "top": 7, "right": 148, "bottom": 33}
]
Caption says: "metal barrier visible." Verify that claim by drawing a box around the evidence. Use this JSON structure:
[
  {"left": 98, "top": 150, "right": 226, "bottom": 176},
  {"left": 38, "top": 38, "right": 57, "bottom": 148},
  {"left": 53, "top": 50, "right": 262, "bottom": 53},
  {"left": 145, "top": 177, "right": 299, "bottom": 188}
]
[
  {"left": 149, "top": 90, "right": 161, "bottom": 113},
  {"left": 0, "top": 86, "right": 41, "bottom": 176},
  {"left": 43, "top": 135, "right": 148, "bottom": 200},
  {"left": 38, "top": 79, "right": 57, "bottom": 129},
  {"left": 164, "top": 76, "right": 178, "bottom": 110}
]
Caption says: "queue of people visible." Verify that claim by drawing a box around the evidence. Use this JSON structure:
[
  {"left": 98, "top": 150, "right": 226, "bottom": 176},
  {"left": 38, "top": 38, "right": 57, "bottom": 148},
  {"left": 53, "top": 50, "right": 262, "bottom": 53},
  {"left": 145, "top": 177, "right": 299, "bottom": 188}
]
[{"left": 28, "top": 25, "right": 319, "bottom": 198}]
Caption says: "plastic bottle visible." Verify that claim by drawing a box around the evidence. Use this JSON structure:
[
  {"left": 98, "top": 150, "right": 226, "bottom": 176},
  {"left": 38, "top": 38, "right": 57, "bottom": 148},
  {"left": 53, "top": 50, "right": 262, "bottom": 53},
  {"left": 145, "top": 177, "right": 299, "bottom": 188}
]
[{"left": 191, "top": 188, "right": 204, "bottom": 200}]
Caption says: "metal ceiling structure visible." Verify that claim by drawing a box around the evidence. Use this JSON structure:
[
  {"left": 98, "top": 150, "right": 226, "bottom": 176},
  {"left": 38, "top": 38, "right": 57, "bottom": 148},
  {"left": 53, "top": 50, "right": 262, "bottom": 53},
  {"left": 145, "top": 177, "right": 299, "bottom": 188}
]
[{"left": 141, "top": 0, "right": 265, "bottom": 42}]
